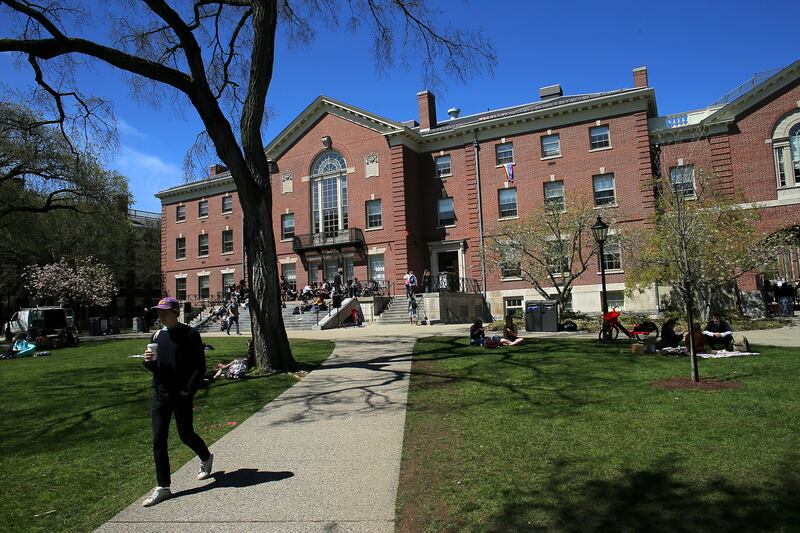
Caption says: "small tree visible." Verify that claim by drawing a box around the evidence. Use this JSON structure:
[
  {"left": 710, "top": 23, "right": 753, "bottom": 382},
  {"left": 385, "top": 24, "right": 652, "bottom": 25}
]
[
  {"left": 24, "top": 256, "right": 117, "bottom": 311},
  {"left": 489, "top": 198, "right": 607, "bottom": 315},
  {"left": 625, "top": 170, "right": 764, "bottom": 382}
]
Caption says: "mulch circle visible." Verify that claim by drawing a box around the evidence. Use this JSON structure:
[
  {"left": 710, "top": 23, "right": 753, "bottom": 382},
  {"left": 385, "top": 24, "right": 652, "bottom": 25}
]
[{"left": 651, "top": 377, "right": 744, "bottom": 390}]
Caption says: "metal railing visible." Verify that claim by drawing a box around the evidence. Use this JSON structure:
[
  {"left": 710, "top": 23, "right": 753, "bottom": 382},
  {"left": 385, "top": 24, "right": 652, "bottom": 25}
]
[
  {"left": 429, "top": 274, "right": 481, "bottom": 294},
  {"left": 711, "top": 67, "right": 782, "bottom": 107},
  {"left": 292, "top": 228, "right": 367, "bottom": 251}
]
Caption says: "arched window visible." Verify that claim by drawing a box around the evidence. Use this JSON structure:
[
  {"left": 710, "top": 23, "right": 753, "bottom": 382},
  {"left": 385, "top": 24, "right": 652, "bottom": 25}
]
[
  {"left": 773, "top": 115, "right": 800, "bottom": 189},
  {"left": 309, "top": 150, "right": 348, "bottom": 236}
]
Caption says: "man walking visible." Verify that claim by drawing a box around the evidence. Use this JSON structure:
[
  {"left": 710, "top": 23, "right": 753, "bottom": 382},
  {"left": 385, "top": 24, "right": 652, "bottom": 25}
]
[
  {"left": 226, "top": 298, "right": 240, "bottom": 335},
  {"left": 142, "top": 297, "right": 213, "bottom": 507}
]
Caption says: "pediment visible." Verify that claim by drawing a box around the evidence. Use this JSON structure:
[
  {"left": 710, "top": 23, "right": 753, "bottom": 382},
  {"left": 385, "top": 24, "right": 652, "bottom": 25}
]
[{"left": 265, "top": 96, "right": 416, "bottom": 160}]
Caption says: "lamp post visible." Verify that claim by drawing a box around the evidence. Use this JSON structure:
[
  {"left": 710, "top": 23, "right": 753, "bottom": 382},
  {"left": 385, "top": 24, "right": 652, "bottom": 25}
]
[{"left": 592, "top": 216, "right": 610, "bottom": 315}]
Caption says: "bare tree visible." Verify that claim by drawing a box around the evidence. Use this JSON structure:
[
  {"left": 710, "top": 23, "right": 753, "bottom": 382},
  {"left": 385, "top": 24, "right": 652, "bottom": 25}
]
[
  {"left": 489, "top": 198, "right": 607, "bottom": 316},
  {"left": 0, "top": 0, "right": 495, "bottom": 372}
]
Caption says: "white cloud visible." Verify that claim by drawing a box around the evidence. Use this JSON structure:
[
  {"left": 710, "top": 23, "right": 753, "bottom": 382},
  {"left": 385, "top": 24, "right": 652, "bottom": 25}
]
[
  {"left": 114, "top": 146, "right": 182, "bottom": 211},
  {"left": 118, "top": 118, "right": 147, "bottom": 139}
]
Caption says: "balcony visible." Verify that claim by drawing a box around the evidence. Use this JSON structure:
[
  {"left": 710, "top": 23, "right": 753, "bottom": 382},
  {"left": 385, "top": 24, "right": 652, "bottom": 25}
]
[{"left": 292, "top": 228, "right": 368, "bottom": 269}]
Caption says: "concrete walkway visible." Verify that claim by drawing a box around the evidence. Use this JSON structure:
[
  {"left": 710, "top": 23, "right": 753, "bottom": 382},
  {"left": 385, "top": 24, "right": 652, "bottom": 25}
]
[{"left": 98, "top": 333, "right": 419, "bottom": 532}]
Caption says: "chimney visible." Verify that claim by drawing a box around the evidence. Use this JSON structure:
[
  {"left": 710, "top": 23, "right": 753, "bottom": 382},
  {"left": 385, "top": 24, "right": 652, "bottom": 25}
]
[
  {"left": 417, "top": 90, "right": 437, "bottom": 130},
  {"left": 539, "top": 84, "right": 563, "bottom": 100},
  {"left": 209, "top": 164, "right": 228, "bottom": 176},
  {"left": 633, "top": 66, "right": 648, "bottom": 88}
]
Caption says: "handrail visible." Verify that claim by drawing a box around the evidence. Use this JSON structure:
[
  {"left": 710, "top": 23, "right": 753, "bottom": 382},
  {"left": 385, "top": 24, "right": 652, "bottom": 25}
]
[{"left": 292, "top": 228, "right": 366, "bottom": 251}]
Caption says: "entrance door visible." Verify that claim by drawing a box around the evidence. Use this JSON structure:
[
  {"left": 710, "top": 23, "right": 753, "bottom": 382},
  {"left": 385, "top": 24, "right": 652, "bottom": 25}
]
[{"left": 437, "top": 251, "right": 459, "bottom": 291}]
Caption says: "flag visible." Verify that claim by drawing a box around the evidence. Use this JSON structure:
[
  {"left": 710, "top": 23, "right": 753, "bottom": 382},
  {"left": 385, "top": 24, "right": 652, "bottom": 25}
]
[{"left": 503, "top": 163, "right": 514, "bottom": 183}]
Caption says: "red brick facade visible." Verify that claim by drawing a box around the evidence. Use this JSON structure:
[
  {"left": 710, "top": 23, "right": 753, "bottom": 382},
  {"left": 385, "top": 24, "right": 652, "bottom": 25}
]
[{"left": 157, "top": 60, "right": 800, "bottom": 316}]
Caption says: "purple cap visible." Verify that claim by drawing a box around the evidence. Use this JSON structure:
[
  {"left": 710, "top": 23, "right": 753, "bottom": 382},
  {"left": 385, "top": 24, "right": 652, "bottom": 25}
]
[{"left": 154, "top": 297, "right": 180, "bottom": 310}]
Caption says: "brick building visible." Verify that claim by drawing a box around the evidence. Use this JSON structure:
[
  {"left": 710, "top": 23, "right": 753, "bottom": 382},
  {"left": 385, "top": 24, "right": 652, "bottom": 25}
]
[{"left": 156, "top": 60, "right": 800, "bottom": 318}]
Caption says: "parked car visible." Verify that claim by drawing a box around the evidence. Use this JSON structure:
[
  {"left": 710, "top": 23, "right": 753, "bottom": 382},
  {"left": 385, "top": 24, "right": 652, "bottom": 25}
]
[{"left": 3, "top": 307, "right": 78, "bottom": 344}]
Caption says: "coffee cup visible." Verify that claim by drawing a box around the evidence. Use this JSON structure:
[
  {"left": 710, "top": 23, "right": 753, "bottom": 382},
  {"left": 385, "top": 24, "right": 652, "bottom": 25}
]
[{"left": 147, "top": 343, "right": 159, "bottom": 361}]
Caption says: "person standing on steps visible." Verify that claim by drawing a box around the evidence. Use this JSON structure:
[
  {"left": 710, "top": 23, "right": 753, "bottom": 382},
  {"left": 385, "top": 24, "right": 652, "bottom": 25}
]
[
  {"left": 226, "top": 298, "right": 240, "bottom": 335},
  {"left": 142, "top": 297, "right": 214, "bottom": 507}
]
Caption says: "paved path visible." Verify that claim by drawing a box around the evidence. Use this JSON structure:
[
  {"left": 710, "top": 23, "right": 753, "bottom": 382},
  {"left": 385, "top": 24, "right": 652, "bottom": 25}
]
[{"left": 97, "top": 334, "right": 418, "bottom": 532}]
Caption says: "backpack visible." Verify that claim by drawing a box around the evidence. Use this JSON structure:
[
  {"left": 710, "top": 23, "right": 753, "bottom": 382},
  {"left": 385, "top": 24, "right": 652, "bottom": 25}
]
[
  {"left": 733, "top": 334, "right": 750, "bottom": 352},
  {"left": 484, "top": 336, "right": 502, "bottom": 349},
  {"left": 408, "top": 274, "right": 417, "bottom": 286},
  {"left": 226, "top": 358, "right": 248, "bottom": 379}
]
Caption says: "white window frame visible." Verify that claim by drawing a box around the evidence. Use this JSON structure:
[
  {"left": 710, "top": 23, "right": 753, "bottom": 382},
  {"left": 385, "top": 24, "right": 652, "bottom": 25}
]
[
  {"left": 495, "top": 142, "right": 514, "bottom": 165},
  {"left": 198, "top": 199, "right": 209, "bottom": 218},
  {"left": 221, "top": 229, "right": 234, "bottom": 254},
  {"left": 669, "top": 165, "right": 696, "bottom": 198},
  {"left": 198, "top": 233, "right": 209, "bottom": 257},
  {"left": 281, "top": 213, "right": 295, "bottom": 240},
  {"left": 589, "top": 125, "right": 611, "bottom": 150},
  {"left": 592, "top": 173, "right": 617, "bottom": 206},
  {"left": 365, "top": 199, "right": 382, "bottom": 229},
  {"left": 541, "top": 134, "right": 561, "bottom": 158},
  {"left": 175, "top": 278, "right": 187, "bottom": 300},
  {"left": 222, "top": 195, "right": 233, "bottom": 214},
  {"left": 176, "top": 204, "right": 186, "bottom": 222},
  {"left": 503, "top": 297, "right": 524, "bottom": 317},
  {"left": 498, "top": 187, "right": 518, "bottom": 219},
  {"left": 175, "top": 237, "right": 186, "bottom": 260},
  {"left": 368, "top": 253, "right": 385, "bottom": 281},
  {"left": 437, "top": 197, "right": 456, "bottom": 227},
  {"left": 607, "top": 290, "right": 625, "bottom": 310},
  {"left": 198, "top": 275, "right": 210, "bottom": 299},
  {"left": 772, "top": 120, "right": 800, "bottom": 190},
  {"left": 601, "top": 235, "right": 622, "bottom": 271},
  {"left": 435, "top": 154, "right": 452, "bottom": 178},
  {"left": 544, "top": 180, "right": 565, "bottom": 211}
]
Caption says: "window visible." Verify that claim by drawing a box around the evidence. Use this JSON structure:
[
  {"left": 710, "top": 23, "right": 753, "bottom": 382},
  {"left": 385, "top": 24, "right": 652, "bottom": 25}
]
[
  {"left": 198, "top": 275, "right": 210, "bottom": 299},
  {"left": 222, "top": 196, "right": 233, "bottom": 213},
  {"left": 669, "top": 165, "right": 695, "bottom": 197},
  {"left": 437, "top": 197, "right": 455, "bottom": 226},
  {"left": 495, "top": 142, "right": 514, "bottom": 165},
  {"left": 176, "top": 205, "right": 186, "bottom": 222},
  {"left": 549, "top": 292, "right": 573, "bottom": 312},
  {"left": 541, "top": 134, "right": 561, "bottom": 158},
  {"left": 198, "top": 234, "right": 209, "bottom": 256},
  {"left": 773, "top": 123, "right": 800, "bottom": 189},
  {"left": 607, "top": 290, "right": 625, "bottom": 310},
  {"left": 547, "top": 240, "right": 569, "bottom": 274},
  {"left": 368, "top": 254, "right": 385, "bottom": 281},
  {"left": 222, "top": 229, "right": 234, "bottom": 253},
  {"left": 176, "top": 278, "right": 187, "bottom": 300},
  {"left": 498, "top": 188, "right": 518, "bottom": 218},
  {"left": 504, "top": 297, "right": 523, "bottom": 318},
  {"left": 500, "top": 261, "right": 522, "bottom": 278},
  {"left": 222, "top": 272, "right": 234, "bottom": 293},
  {"left": 310, "top": 151, "right": 348, "bottom": 236},
  {"left": 592, "top": 173, "right": 616, "bottom": 206},
  {"left": 282, "top": 263, "right": 297, "bottom": 292},
  {"left": 281, "top": 213, "right": 295, "bottom": 240},
  {"left": 175, "top": 237, "right": 186, "bottom": 260},
  {"left": 198, "top": 200, "right": 208, "bottom": 218},
  {"left": 602, "top": 236, "right": 622, "bottom": 271},
  {"left": 590, "top": 125, "right": 610, "bottom": 150},
  {"left": 435, "top": 155, "right": 452, "bottom": 177},
  {"left": 544, "top": 181, "right": 565, "bottom": 211},
  {"left": 366, "top": 199, "right": 382, "bottom": 228}
]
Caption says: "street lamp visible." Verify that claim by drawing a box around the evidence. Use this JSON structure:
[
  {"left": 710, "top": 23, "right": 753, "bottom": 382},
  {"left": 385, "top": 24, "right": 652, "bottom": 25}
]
[{"left": 592, "top": 216, "right": 610, "bottom": 314}]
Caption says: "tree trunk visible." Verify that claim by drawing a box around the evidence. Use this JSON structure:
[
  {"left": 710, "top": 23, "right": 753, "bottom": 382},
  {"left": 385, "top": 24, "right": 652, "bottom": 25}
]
[{"left": 239, "top": 180, "right": 296, "bottom": 373}]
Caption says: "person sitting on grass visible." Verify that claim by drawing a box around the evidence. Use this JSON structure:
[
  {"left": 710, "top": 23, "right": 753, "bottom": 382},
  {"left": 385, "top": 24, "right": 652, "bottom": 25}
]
[
  {"left": 658, "top": 319, "right": 684, "bottom": 349},
  {"left": 703, "top": 313, "right": 733, "bottom": 350},
  {"left": 503, "top": 316, "right": 524, "bottom": 346},
  {"left": 470, "top": 320, "right": 486, "bottom": 346}
]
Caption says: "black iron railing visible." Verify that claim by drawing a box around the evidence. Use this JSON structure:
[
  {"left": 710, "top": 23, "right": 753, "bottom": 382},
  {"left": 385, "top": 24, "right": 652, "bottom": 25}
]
[
  {"left": 292, "top": 228, "right": 367, "bottom": 251},
  {"left": 429, "top": 273, "right": 481, "bottom": 294}
]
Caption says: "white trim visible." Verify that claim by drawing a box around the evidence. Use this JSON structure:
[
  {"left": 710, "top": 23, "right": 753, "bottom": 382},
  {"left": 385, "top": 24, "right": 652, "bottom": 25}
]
[
  {"left": 220, "top": 268, "right": 236, "bottom": 274},
  {"left": 364, "top": 226, "right": 384, "bottom": 231},
  {"left": 174, "top": 273, "right": 188, "bottom": 279},
  {"left": 740, "top": 195, "right": 800, "bottom": 209},
  {"left": 279, "top": 257, "right": 298, "bottom": 264},
  {"left": 197, "top": 271, "right": 210, "bottom": 276},
  {"left": 221, "top": 251, "right": 235, "bottom": 256},
  {"left": 369, "top": 247, "right": 387, "bottom": 254}
]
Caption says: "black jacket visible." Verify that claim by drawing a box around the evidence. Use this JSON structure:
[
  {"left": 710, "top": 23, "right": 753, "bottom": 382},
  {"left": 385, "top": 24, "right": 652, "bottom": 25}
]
[{"left": 144, "top": 324, "right": 206, "bottom": 396}]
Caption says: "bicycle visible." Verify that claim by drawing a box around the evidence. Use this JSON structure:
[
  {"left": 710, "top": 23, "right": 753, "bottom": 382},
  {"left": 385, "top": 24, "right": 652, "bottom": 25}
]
[{"left": 598, "top": 307, "right": 659, "bottom": 343}]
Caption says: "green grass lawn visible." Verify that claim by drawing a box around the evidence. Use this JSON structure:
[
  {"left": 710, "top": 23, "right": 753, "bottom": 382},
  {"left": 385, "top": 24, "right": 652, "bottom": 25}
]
[
  {"left": 397, "top": 337, "right": 800, "bottom": 532},
  {"left": 0, "top": 337, "right": 333, "bottom": 533}
]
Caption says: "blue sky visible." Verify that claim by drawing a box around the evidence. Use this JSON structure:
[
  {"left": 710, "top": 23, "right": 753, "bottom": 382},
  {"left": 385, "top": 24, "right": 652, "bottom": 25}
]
[{"left": 1, "top": 0, "right": 798, "bottom": 212}]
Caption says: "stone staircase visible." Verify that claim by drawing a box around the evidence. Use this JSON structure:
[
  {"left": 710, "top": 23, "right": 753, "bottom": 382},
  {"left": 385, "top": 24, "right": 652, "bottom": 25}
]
[{"left": 374, "top": 295, "right": 424, "bottom": 325}]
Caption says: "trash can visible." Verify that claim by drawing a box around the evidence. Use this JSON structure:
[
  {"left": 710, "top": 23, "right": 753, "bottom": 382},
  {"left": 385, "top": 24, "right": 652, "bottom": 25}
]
[
  {"left": 89, "top": 317, "right": 103, "bottom": 336},
  {"left": 132, "top": 317, "right": 142, "bottom": 333},
  {"left": 108, "top": 317, "right": 121, "bottom": 335},
  {"left": 525, "top": 301, "right": 542, "bottom": 332},
  {"left": 540, "top": 300, "right": 559, "bottom": 332}
]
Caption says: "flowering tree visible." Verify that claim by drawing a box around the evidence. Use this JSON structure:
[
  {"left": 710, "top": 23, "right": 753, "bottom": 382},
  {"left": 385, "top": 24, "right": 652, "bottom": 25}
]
[
  {"left": 24, "top": 256, "right": 117, "bottom": 308},
  {"left": 625, "top": 170, "right": 763, "bottom": 382},
  {"left": 488, "top": 198, "right": 609, "bottom": 315}
]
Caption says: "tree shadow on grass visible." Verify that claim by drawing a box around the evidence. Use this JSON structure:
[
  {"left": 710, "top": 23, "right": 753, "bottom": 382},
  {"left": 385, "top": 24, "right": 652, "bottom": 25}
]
[
  {"left": 171, "top": 469, "right": 294, "bottom": 499},
  {"left": 483, "top": 456, "right": 800, "bottom": 532}
]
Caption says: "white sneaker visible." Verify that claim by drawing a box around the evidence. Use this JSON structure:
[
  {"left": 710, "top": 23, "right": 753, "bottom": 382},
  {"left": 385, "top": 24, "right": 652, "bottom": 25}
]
[
  {"left": 142, "top": 486, "right": 171, "bottom": 507},
  {"left": 197, "top": 453, "right": 214, "bottom": 480}
]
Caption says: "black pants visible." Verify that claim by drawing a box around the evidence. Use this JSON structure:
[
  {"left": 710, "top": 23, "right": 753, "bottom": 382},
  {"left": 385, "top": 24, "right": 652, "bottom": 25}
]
[{"left": 151, "top": 389, "right": 210, "bottom": 487}]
